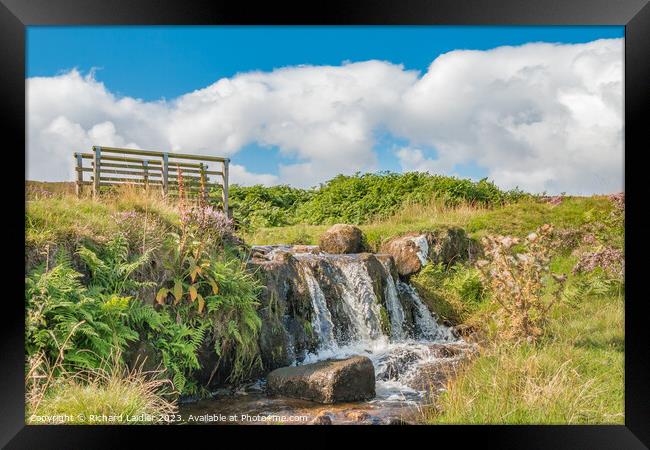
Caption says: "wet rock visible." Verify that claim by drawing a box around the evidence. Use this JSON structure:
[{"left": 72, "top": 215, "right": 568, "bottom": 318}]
[
  {"left": 380, "top": 234, "right": 427, "bottom": 276},
  {"left": 248, "top": 253, "right": 315, "bottom": 372},
  {"left": 377, "top": 348, "right": 420, "bottom": 381},
  {"left": 311, "top": 413, "right": 333, "bottom": 425},
  {"left": 292, "top": 245, "right": 321, "bottom": 254},
  {"left": 344, "top": 410, "right": 371, "bottom": 422},
  {"left": 409, "top": 344, "right": 477, "bottom": 392},
  {"left": 381, "top": 228, "right": 481, "bottom": 276},
  {"left": 361, "top": 416, "right": 384, "bottom": 425},
  {"left": 427, "top": 343, "right": 465, "bottom": 359},
  {"left": 385, "top": 417, "right": 412, "bottom": 425},
  {"left": 319, "top": 224, "right": 366, "bottom": 254},
  {"left": 266, "top": 355, "right": 376, "bottom": 404}
]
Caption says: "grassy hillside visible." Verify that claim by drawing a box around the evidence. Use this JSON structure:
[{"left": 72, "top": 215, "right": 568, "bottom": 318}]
[
  {"left": 25, "top": 175, "right": 624, "bottom": 425},
  {"left": 420, "top": 259, "right": 624, "bottom": 424},
  {"left": 245, "top": 196, "right": 614, "bottom": 250},
  {"left": 229, "top": 172, "right": 526, "bottom": 230}
]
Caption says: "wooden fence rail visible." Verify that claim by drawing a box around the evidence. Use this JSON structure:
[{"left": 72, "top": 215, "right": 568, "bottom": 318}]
[{"left": 74, "top": 146, "right": 230, "bottom": 214}]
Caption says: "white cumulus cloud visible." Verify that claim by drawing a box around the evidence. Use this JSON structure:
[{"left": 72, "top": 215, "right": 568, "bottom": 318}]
[{"left": 27, "top": 38, "right": 623, "bottom": 193}]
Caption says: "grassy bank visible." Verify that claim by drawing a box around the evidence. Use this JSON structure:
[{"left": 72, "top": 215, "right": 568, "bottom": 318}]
[
  {"left": 26, "top": 177, "right": 623, "bottom": 425},
  {"left": 421, "top": 267, "right": 624, "bottom": 424},
  {"left": 25, "top": 183, "right": 265, "bottom": 422},
  {"left": 245, "top": 196, "right": 613, "bottom": 249}
]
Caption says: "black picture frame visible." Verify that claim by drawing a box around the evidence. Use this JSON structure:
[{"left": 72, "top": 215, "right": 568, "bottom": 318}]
[{"left": 3, "top": 0, "right": 648, "bottom": 447}]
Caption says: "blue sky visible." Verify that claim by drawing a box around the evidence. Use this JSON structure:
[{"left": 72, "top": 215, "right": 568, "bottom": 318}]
[{"left": 27, "top": 26, "right": 624, "bottom": 193}]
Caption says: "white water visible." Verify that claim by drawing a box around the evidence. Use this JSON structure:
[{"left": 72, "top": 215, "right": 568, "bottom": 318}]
[
  {"left": 379, "top": 259, "right": 406, "bottom": 340},
  {"left": 302, "top": 265, "right": 337, "bottom": 351},
  {"left": 397, "top": 281, "right": 455, "bottom": 342},
  {"left": 336, "top": 260, "right": 385, "bottom": 342},
  {"left": 292, "top": 252, "right": 459, "bottom": 402},
  {"left": 411, "top": 235, "right": 429, "bottom": 265}
]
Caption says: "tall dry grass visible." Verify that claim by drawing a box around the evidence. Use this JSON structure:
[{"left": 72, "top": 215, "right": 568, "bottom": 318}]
[{"left": 26, "top": 345, "right": 178, "bottom": 424}]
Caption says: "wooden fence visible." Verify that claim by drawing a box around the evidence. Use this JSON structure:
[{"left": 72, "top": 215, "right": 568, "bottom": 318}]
[{"left": 74, "top": 146, "right": 229, "bottom": 213}]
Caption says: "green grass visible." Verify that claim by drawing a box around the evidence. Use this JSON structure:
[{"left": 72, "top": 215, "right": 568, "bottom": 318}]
[
  {"left": 244, "top": 199, "right": 483, "bottom": 249},
  {"left": 244, "top": 196, "right": 610, "bottom": 250},
  {"left": 27, "top": 365, "right": 177, "bottom": 424},
  {"left": 26, "top": 186, "right": 180, "bottom": 252},
  {"left": 466, "top": 196, "right": 613, "bottom": 238},
  {"left": 421, "top": 267, "right": 624, "bottom": 424},
  {"left": 411, "top": 262, "right": 489, "bottom": 325}
]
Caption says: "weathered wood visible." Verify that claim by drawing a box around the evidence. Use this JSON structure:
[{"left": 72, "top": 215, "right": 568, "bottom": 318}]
[
  {"left": 92, "top": 146, "right": 101, "bottom": 197},
  {"left": 99, "top": 146, "right": 227, "bottom": 162},
  {"left": 95, "top": 168, "right": 155, "bottom": 177},
  {"left": 98, "top": 181, "right": 159, "bottom": 187},
  {"left": 99, "top": 162, "right": 162, "bottom": 171},
  {"left": 142, "top": 160, "right": 149, "bottom": 190},
  {"left": 75, "top": 153, "right": 84, "bottom": 197},
  {"left": 84, "top": 153, "right": 211, "bottom": 170},
  {"left": 94, "top": 176, "right": 163, "bottom": 184},
  {"left": 75, "top": 146, "right": 229, "bottom": 213},
  {"left": 162, "top": 153, "right": 169, "bottom": 196},
  {"left": 222, "top": 159, "right": 229, "bottom": 216}
]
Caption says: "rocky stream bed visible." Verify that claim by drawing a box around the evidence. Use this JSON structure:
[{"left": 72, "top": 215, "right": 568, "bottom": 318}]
[{"left": 178, "top": 226, "right": 480, "bottom": 424}]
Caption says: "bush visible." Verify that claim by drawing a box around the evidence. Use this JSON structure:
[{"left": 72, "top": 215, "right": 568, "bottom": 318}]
[
  {"left": 25, "top": 258, "right": 142, "bottom": 370},
  {"left": 297, "top": 172, "right": 525, "bottom": 225},
  {"left": 154, "top": 185, "right": 264, "bottom": 389},
  {"left": 229, "top": 172, "right": 526, "bottom": 230},
  {"left": 229, "top": 184, "right": 313, "bottom": 229},
  {"left": 411, "top": 262, "right": 486, "bottom": 324},
  {"left": 477, "top": 225, "right": 566, "bottom": 341}
]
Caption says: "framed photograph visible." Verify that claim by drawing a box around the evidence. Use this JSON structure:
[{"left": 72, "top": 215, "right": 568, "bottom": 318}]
[{"left": 4, "top": 0, "right": 648, "bottom": 446}]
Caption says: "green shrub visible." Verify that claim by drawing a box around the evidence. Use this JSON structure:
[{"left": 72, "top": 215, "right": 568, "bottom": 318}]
[
  {"left": 229, "top": 184, "right": 313, "bottom": 229},
  {"left": 25, "top": 258, "right": 140, "bottom": 370},
  {"left": 229, "top": 172, "right": 526, "bottom": 231},
  {"left": 297, "top": 172, "right": 525, "bottom": 225},
  {"left": 411, "top": 262, "right": 486, "bottom": 324}
]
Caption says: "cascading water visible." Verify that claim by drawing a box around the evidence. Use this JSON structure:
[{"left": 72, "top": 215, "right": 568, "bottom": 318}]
[
  {"left": 336, "top": 259, "right": 385, "bottom": 342},
  {"left": 275, "top": 247, "right": 463, "bottom": 404},
  {"left": 379, "top": 259, "right": 405, "bottom": 340},
  {"left": 397, "top": 281, "right": 455, "bottom": 342},
  {"left": 302, "top": 265, "right": 336, "bottom": 351},
  {"left": 180, "top": 245, "right": 473, "bottom": 425}
]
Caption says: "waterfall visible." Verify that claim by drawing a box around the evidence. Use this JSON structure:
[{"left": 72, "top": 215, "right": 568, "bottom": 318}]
[
  {"left": 336, "top": 259, "right": 385, "bottom": 342},
  {"left": 378, "top": 259, "right": 405, "bottom": 340},
  {"left": 411, "top": 235, "right": 429, "bottom": 265},
  {"left": 253, "top": 246, "right": 462, "bottom": 402},
  {"left": 397, "top": 281, "right": 454, "bottom": 342},
  {"left": 302, "top": 265, "right": 336, "bottom": 351}
]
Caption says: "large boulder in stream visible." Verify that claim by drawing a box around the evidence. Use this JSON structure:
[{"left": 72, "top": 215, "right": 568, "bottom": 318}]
[
  {"left": 380, "top": 227, "right": 481, "bottom": 276},
  {"left": 266, "top": 355, "right": 376, "bottom": 404},
  {"left": 380, "top": 234, "right": 427, "bottom": 277},
  {"left": 319, "top": 224, "right": 366, "bottom": 254}
]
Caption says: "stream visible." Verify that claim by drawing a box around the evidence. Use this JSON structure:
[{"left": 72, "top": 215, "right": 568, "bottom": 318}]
[{"left": 179, "top": 246, "right": 475, "bottom": 425}]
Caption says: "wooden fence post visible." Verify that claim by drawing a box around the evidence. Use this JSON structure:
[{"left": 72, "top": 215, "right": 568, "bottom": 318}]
[
  {"left": 142, "top": 160, "right": 149, "bottom": 191},
  {"left": 199, "top": 163, "right": 207, "bottom": 203},
  {"left": 75, "top": 153, "right": 83, "bottom": 197},
  {"left": 162, "top": 153, "right": 169, "bottom": 196},
  {"left": 222, "top": 159, "right": 229, "bottom": 216},
  {"left": 92, "top": 146, "right": 101, "bottom": 198}
]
